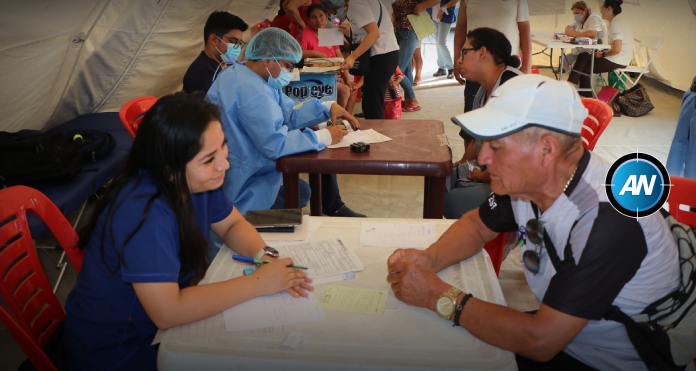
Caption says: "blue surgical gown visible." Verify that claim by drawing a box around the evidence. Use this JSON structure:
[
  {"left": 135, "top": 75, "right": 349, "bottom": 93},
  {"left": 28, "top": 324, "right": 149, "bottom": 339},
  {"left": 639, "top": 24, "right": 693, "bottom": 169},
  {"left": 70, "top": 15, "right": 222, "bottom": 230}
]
[{"left": 206, "top": 63, "right": 331, "bottom": 215}]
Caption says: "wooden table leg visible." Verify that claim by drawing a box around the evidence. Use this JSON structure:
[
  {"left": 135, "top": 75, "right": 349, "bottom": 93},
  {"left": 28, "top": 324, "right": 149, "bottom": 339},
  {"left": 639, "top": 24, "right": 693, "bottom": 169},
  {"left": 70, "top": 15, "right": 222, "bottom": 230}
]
[
  {"left": 283, "top": 172, "right": 300, "bottom": 209},
  {"left": 309, "top": 173, "right": 322, "bottom": 216},
  {"left": 423, "top": 176, "right": 446, "bottom": 219}
]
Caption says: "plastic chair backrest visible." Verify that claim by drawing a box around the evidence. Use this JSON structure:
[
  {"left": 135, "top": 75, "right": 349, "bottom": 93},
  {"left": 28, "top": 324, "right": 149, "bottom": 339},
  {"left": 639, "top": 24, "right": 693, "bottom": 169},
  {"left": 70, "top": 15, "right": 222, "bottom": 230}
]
[
  {"left": 581, "top": 98, "right": 613, "bottom": 150},
  {"left": 0, "top": 186, "right": 83, "bottom": 371},
  {"left": 666, "top": 177, "right": 696, "bottom": 228},
  {"left": 483, "top": 232, "right": 507, "bottom": 277},
  {"left": 118, "top": 96, "right": 158, "bottom": 138}
]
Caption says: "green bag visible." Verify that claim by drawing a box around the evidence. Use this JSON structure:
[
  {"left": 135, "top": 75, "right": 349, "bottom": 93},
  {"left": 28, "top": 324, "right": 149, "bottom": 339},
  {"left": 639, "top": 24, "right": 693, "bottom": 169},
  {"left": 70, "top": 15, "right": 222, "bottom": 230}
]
[{"left": 609, "top": 71, "right": 628, "bottom": 93}]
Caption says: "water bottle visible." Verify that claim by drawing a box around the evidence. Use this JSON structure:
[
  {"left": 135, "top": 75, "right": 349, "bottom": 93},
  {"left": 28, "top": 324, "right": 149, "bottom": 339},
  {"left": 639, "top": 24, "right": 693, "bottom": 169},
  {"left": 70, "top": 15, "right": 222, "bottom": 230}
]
[{"left": 597, "top": 31, "right": 604, "bottom": 45}]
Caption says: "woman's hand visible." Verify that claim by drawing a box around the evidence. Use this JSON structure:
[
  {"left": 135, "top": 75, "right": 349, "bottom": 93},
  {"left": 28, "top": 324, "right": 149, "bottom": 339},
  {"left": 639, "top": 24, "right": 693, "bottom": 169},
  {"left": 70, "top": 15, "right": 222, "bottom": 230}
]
[
  {"left": 565, "top": 25, "right": 574, "bottom": 36},
  {"left": 340, "top": 54, "right": 355, "bottom": 71},
  {"left": 346, "top": 80, "right": 358, "bottom": 92},
  {"left": 253, "top": 258, "right": 311, "bottom": 297},
  {"left": 437, "top": 9, "right": 444, "bottom": 20},
  {"left": 594, "top": 50, "right": 605, "bottom": 59},
  {"left": 330, "top": 103, "right": 360, "bottom": 130}
]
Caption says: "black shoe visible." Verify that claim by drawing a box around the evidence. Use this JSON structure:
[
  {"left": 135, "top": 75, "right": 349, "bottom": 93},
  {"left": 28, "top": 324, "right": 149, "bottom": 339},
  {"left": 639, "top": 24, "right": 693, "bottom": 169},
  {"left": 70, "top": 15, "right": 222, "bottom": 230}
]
[
  {"left": 354, "top": 112, "right": 365, "bottom": 118},
  {"left": 327, "top": 205, "right": 367, "bottom": 217},
  {"left": 433, "top": 69, "right": 446, "bottom": 77},
  {"left": 447, "top": 69, "right": 454, "bottom": 79}
]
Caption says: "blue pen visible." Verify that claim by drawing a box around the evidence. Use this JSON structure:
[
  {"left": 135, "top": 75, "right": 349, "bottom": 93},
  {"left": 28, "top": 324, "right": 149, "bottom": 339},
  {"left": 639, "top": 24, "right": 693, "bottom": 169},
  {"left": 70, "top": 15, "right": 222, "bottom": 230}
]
[{"left": 232, "top": 255, "right": 308, "bottom": 270}]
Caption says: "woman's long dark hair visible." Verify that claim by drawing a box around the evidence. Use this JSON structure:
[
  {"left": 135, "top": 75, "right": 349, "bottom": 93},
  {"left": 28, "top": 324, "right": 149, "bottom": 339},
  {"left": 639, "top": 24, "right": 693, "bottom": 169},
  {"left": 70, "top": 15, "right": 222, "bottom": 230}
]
[
  {"left": 79, "top": 91, "right": 222, "bottom": 283},
  {"left": 466, "top": 27, "right": 521, "bottom": 68}
]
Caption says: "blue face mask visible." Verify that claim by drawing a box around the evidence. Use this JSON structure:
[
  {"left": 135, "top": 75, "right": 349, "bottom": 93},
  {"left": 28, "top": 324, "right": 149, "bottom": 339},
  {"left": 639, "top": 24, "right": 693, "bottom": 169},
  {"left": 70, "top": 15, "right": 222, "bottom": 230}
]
[
  {"left": 216, "top": 36, "right": 241, "bottom": 63},
  {"left": 266, "top": 60, "right": 294, "bottom": 89},
  {"left": 330, "top": 0, "right": 346, "bottom": 7}
]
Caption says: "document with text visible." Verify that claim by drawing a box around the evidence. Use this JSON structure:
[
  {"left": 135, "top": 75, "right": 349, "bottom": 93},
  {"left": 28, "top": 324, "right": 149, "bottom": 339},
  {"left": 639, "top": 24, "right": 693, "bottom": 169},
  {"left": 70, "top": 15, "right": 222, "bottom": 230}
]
[
  {"left": 275, "top": 238, "right": 364, "bottom": 279},
  {"left": 318, "top": 285, "right": 389, "bottom": 315},
  {"left": 327, "top": 129, "right": 392, "bottom": 148}
]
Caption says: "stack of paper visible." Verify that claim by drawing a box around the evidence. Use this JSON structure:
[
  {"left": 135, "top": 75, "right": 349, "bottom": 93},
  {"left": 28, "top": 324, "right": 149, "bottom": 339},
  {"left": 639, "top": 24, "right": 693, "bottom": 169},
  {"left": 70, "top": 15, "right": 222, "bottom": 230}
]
[
  {"left": 360, "top": 222, "right": 437, "bottom": 248},
  {"left": 327, "top": 129, "right": 392, "bottom": 149}
]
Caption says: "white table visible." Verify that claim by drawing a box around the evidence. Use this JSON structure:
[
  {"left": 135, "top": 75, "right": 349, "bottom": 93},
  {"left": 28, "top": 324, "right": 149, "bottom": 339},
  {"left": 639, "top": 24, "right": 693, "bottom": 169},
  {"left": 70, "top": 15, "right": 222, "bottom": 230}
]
[
  {"left": 157, "top": 217, "right": 516, "bottom": 371},
  {"left": 532, "top": 31, "right": 611, "bottom": 98}
]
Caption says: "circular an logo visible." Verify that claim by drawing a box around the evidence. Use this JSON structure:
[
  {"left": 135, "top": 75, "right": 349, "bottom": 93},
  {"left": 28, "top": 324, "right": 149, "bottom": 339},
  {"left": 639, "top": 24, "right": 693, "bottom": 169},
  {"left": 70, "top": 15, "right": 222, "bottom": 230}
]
[{"left": 605, "top": 152, "right": 670, "bottom": 218}]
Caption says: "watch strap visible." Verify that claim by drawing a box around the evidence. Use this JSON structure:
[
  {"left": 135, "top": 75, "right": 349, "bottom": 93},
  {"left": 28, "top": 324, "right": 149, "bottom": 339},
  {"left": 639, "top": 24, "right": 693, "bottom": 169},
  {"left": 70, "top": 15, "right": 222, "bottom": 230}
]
[
  {"left": 254, "top": 248, "right": 266, "bottom": 260},
  {"left": 452, "top": 293, "right": 473, "bottom": 327}
]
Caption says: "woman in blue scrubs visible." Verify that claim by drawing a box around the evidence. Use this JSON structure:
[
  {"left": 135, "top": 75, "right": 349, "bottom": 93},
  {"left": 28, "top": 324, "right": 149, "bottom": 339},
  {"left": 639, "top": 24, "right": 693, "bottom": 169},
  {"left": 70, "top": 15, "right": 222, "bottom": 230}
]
[{"left": 64, "top": 92, "right": 313, "bottom": 371}]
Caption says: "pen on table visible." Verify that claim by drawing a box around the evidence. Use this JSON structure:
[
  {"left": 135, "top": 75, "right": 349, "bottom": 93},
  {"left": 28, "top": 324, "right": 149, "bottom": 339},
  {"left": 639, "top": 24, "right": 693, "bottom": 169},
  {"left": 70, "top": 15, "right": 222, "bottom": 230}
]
[{"left": 232, "top": 255, "right": 308, "bottom": 270}]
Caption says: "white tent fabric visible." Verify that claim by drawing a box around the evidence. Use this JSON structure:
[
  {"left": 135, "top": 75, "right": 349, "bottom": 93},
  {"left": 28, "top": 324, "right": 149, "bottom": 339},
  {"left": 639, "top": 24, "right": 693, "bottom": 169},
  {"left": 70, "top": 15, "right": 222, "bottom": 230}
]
[{"left": 1, "top": 0, "right": 695, "bottom": 133}]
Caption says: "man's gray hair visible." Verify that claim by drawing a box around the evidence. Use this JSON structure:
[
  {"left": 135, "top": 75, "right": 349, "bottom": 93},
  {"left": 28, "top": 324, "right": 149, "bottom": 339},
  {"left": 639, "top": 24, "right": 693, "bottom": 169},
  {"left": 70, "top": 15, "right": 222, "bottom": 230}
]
[{"left": 519, "top": 126, "right": 582, "bottom": 156}]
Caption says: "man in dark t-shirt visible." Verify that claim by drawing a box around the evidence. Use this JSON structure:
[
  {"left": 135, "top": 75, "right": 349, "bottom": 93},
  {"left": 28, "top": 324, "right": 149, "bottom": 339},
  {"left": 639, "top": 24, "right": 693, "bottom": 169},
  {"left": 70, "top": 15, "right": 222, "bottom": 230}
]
[
  {"left": 182, "top": 11, "right": 249, "bottom": 94},
  {"left": 386, "top": 75, "right": 680, "bottom": 371}
]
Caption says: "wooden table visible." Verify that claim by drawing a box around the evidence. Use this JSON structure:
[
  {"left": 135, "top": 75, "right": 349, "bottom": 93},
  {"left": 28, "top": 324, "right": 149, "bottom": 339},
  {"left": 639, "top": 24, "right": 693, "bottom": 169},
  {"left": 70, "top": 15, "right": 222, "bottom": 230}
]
[{"left": 276, "top": 120, "right": 452, "bottom": 219}]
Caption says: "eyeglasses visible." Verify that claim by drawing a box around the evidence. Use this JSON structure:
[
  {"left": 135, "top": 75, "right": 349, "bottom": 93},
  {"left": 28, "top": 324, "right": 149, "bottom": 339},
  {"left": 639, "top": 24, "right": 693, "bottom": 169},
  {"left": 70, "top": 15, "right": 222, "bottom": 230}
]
[
  {"left": 459, "top": 47, "right": 479, "bottom": 59},
  {"left": 522, "top": 219, "right": 545, "bottom": 274},
  {"left": 276, "top": 60, "right": 296, "bottom": 73},
  {"left": 217, "top": 35, "right": 245, "bottom": 48}
]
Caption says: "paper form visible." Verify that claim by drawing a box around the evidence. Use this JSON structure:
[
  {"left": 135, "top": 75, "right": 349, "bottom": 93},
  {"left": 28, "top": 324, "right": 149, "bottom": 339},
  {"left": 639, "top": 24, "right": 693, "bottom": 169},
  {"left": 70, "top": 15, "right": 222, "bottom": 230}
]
[
  {"left": 302, "top": 66, "right": 341, "bottom": 73},
  {"left": 274, "top": 238, "right": 364, "bottom": 279},
  {"left": 327, "top": 128, "right": 392, "bottom": 148},
  {"left": 318, "top": 28, "right": 345, "bottom": 47},
  {"left": 360, "top": 222, "right": 437, "bottom": 248},
  {"left": 318, "top": 285, "right": 389, "bottom": 315},
  {"left": 407, "top": 13, "right": 437, "bottom": 40},
  {"left": 223, "top": 292, "right": 324, "bottom": 332}
]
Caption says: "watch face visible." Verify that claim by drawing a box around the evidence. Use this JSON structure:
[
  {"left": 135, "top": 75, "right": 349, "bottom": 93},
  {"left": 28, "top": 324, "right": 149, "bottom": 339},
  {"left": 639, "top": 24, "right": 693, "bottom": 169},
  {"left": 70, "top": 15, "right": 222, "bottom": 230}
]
[
  {"left": 437, "top": 296, "right": 455, "bottom": 317},
  {"left": 264, "top": 246, "right": 279, "bottom": 258}
]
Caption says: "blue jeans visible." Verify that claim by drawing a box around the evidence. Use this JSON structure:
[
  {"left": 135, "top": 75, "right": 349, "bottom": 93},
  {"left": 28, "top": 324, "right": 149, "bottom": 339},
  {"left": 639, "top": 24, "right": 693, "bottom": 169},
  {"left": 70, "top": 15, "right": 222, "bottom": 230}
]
[
  {"left": 434, "top": 20, "right": 454, "bottom": 70},
  {"left": 395, "top": 27, "right": 420, "bottom": 100}
]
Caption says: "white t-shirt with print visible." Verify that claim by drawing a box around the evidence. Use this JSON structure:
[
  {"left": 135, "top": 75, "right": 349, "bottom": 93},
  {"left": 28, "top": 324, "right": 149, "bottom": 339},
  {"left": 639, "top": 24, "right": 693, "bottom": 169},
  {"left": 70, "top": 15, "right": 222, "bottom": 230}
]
[
  {"left": 348, "top": 0, "right": 399, "bottom": 56},
  {"left": 605, "top": 13, "right": 634, "bottom": 66},
  {"left": 464, "top": 0, "right": 530, "bottom": 56}
]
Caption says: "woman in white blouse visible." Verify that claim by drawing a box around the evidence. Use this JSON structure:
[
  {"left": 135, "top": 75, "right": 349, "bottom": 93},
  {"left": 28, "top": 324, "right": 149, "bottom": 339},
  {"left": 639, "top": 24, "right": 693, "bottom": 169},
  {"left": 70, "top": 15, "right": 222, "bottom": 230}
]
[
  {"left": 567, "top": 0, "right": 633, "bottom": 97},
  {"left": 562, "top": 1, "right": 607, "bottom": 74}
]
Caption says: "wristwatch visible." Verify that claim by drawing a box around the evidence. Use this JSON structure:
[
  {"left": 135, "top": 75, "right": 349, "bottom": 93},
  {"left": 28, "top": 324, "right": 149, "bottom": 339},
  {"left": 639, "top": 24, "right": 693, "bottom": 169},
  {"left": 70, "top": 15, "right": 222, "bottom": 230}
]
[
  {"left": 255, "top": 246, "right": 280, "bottom": 259},
  {"left": 436, "top": 287, "right": 462, "bottom": 319}
]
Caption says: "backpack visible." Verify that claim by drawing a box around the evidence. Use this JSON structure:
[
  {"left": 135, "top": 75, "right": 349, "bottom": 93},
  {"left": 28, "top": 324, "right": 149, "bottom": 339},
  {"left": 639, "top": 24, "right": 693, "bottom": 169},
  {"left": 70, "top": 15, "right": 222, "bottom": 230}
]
[
  {"left": 534, "top": 202, "right": 696, "bottom": 371},
  {"left": 603, "top": 212, "right": 696, "bottom": 371},
  {"left": 0, "top": 129, "right": 83, "bottom": 187},
  {"left": 63, "top": 129, "right": 116, "bottom": 162}
]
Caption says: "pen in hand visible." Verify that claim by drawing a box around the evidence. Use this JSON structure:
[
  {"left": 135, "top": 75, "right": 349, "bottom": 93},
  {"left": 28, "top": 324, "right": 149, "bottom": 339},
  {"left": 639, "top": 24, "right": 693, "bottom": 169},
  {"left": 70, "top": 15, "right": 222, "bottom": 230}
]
[{"left": 232, "top": 255, "right": 308, "bottom": 270}]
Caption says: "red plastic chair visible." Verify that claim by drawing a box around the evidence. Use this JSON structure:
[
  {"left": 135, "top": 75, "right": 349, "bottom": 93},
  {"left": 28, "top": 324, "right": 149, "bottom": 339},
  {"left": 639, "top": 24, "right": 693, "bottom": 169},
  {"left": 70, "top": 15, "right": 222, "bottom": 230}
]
[
  {"left": 118, "top": 96, "right": 158, "bottom": 138},
  {"left": 483, "top": 233, "right": 507, "bottom": 277},
  {"left": 0, "top": 186, "right": 83, "bottom": 371},
  {"left": 580, "top": 98, "right": 613, "bottom": 150},
  {"left": 666, "top": 176, "right": 696, "bottom": 228}
]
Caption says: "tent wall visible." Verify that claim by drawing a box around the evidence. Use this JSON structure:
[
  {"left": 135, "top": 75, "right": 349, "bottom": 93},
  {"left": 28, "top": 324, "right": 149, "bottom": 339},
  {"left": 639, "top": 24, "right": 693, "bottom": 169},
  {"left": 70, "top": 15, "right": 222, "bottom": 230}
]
[{"left": 1, "top": 0, "right": 695, "bottom": 133}]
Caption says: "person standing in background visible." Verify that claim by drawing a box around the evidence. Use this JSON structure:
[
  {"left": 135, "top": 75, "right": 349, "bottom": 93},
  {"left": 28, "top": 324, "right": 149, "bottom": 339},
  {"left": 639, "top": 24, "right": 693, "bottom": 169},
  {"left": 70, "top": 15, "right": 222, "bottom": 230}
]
[
  {"left": 341, "top": 0, "right": 399, "bottom": 120},
  {"left": 429, "top": 0, "right": 459, "bottom": 79},
  {"left": 451, "top": 0, "right": 532, "bottom": 113}
]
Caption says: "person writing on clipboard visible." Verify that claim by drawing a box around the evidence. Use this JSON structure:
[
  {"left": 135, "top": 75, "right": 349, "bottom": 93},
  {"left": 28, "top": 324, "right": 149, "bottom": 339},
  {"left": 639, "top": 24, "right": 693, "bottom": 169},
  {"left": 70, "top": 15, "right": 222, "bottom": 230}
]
[{"left": 206, "top": 28, "right": 363, "bottom": 229}]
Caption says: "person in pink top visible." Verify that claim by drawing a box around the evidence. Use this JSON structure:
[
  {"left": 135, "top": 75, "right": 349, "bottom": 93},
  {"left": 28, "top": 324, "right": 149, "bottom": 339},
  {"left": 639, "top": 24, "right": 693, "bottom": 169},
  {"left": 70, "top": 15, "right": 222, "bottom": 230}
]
[{"left": 298, "top": 3, "right": 357, "bottom": 109}]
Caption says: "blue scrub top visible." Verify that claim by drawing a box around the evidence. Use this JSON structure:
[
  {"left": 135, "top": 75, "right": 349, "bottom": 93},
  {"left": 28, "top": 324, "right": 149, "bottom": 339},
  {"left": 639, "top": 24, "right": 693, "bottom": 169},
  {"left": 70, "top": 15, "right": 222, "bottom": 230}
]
[
  {"left": 64, "top": 171, "right": 233, "bottom": 371},
  {"left": 206, "top": 63, "right": 331, "bottom": 215}
]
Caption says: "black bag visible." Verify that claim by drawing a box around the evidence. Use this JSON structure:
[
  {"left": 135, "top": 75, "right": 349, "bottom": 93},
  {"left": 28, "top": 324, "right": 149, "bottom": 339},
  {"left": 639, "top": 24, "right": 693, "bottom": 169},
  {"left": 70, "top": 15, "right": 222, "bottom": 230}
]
[
  {"left": 534, "top": 202, "right": 696, "bottom": 371},
  {"left": 614, "top": 83, "right": 655, "bottom": 117},
  {"left": 0, "top": 129, "right": 83, "bottom": 187},
  {"left": 63, "top": 129, "right": 116, "bottom": 162},
  {"left": 349, "top": 2, "right": 382, "bottom": 76}
]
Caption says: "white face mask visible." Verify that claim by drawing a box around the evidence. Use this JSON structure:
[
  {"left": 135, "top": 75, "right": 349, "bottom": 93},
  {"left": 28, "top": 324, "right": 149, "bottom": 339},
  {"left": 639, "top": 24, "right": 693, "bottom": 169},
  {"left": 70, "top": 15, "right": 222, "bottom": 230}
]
[{"left": 574, "top": 13, "right": 584, "bottom": 23}]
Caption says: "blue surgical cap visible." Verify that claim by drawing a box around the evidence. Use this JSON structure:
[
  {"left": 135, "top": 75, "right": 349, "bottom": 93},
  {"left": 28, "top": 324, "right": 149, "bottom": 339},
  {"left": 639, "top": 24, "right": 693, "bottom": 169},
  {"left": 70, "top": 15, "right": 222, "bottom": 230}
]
[{"left": 244, "top": 28, "right": 303, "bottom": 63}]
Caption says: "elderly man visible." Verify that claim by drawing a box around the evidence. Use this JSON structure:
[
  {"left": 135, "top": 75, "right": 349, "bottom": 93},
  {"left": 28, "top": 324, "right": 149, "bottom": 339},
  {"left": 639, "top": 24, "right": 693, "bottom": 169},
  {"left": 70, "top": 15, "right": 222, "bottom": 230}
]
[{"left": 387, "top": 74, "right": 680, "bottom": 370}]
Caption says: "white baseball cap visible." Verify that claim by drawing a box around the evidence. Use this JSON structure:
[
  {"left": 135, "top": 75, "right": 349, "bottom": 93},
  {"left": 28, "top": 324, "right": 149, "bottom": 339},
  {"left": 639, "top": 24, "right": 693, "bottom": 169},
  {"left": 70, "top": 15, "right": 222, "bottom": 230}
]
[{"left": 452, "top": 74, "right": 588, "bottom": 140}]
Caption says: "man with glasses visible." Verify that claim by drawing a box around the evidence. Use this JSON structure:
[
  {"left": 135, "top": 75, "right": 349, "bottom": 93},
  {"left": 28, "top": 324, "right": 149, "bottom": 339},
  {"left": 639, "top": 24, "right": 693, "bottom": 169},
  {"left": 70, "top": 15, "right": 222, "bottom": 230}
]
[
  {"left": 182, "top": 11, "right": 248, "bottom": 94},
  {"left": 387, "top": 74, "right": 680, "bottom": 370}
]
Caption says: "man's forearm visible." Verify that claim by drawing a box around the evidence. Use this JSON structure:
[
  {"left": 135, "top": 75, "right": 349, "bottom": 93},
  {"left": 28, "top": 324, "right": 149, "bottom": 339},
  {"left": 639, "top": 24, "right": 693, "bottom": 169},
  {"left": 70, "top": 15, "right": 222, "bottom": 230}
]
[
  {"left": 453, "top": 4, "right": 467, "bottom": 53},
  {"left": 426, "top": 210, "right": 494, "bottom": 272}
]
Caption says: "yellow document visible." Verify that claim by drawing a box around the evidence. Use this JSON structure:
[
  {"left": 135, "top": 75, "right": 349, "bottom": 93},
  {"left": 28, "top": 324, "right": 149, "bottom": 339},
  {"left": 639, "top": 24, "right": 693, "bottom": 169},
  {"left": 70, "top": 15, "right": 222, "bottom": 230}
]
[
  {"left": 407, "top": 13, "right": 437, "bottom": 40},
  {"left": 318, "top": 285, "right": 389, "bottom": 315}
]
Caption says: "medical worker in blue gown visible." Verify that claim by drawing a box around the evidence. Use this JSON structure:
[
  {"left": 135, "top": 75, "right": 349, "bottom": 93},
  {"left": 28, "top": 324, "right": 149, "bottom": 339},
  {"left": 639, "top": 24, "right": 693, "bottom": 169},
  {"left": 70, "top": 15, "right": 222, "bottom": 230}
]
[{"left": 206, "top": 28, "right": 360, "bottom": 220}]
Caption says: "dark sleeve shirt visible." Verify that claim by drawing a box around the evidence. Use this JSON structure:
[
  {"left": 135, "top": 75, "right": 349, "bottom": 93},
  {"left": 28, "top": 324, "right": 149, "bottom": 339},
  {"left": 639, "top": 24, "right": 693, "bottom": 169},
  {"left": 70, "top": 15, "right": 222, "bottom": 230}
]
[{"left": 182, "top": 51, "right": 220, "bottom": 94}]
